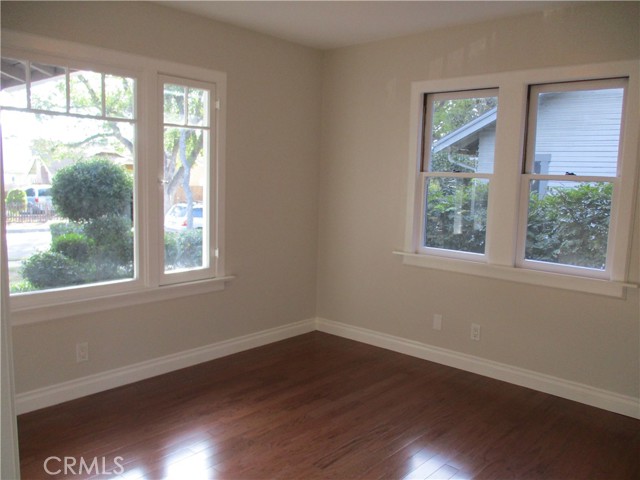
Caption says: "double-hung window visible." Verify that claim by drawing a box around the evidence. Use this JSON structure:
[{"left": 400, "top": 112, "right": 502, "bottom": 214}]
[
  {"left": 0, "top": 32, "right": 228, "bottom": 322},
  {"left": 419, "top": 89, "right": 497, "bottom": 259},
  {"left": 518, "top": 79, "right": 627, "bottom": 278},
  {"left": 402, "top": 61, "right": 639, "bottom": 297}
]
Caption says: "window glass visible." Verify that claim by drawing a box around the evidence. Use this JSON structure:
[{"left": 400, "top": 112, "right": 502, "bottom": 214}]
[
  {"left": 0, "top": 58, "right": 28, "bottom": 108},
  {"left": 428, "top": 94, "right": 498, "bottom": 174},
  {"left": 523, "top": 80, "right": 625, "bottom": 272},
  {"left": 30, "top": 62, "right": 67, "bottom": 112},
  {"left": 532, "top": 88, "right": 623, "bottom": 177},
  {"left": 525, "top": 181, "right": 612, "bottom": 269},
  {"left": 1, "top": 58, "right": 136, "bottom": 294},
  {"left": 162, "top": 82, "right": 210, "bottom": 274},
  {"left": 105, "top": 74, "right": 135, "bottom": 119},
  {"left": 421, "top": 90, "right": 497, "bottom": 257},
  {"left": 424, "top": 177, "right": 488, "bottom": 254},
  {"left": 69, "top": 69, "right": 103, "bottom": 116}
]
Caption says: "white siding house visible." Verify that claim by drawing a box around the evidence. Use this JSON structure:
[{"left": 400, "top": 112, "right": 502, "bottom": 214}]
[{"left": 432, "top": 89, "right": 624, "bottom": 177}]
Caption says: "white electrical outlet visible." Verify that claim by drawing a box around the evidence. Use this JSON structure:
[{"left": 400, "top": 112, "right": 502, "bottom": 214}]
[
  {"left": 76, "top": 342, "right": 89, "bottom": 363},
  {"left": 471, "top": 324, "right": 481, "bottom": 341},
  {"left": 433, "top": 314, "right": 442, "bottom": 331}
]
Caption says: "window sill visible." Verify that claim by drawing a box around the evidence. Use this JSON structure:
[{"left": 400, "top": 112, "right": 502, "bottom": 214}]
[
  {"left": 393, "top": 251, "right": 636, "bottom": 298},
  {"left": 10, "top": 276, "right": 235, "bottom": 326}
]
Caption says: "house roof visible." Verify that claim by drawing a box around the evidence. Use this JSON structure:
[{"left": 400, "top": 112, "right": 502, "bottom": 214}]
[{"left": 432, "top": 107, "right": 497, "bottom": 153}]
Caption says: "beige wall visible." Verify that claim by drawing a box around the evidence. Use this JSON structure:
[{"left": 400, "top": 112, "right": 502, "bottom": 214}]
[
  {"left": 2, "top": 1, "right": 639, "bottom": 403},
  {"left": 2, "top": 1, "right": 322, "bottom": 393},
  {"left": 318, "top": 2, "right": 640, "bottom": 398}
]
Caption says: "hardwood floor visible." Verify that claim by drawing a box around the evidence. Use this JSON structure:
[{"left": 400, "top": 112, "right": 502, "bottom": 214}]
[{"left": 18, "top": 332, "right": 639, "bottom": 479}]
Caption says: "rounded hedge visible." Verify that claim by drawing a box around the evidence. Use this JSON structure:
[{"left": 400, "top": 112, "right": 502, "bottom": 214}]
[{"left": 51, "top": 158, "right": 133, "bottom": 222}]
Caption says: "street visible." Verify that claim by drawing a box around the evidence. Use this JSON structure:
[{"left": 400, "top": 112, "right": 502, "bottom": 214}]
[{"left": 5, "top": 224, "right": 52, "bottom": 261}]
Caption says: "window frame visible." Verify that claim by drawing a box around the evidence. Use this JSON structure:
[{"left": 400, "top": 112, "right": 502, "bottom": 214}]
[
  {"left": 400, "top": 60, "right": 639, "bottom": 298},
  {"left": 1, "top": 31, "right": 230, "bottom": 325}
]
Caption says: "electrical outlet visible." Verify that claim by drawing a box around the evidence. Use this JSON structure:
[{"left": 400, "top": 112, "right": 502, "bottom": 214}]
[
  {"left": 76, "top": 342, "right": 89, "bottom": 363},
  {"left": 471, "top": 324, "right": 481, "bottom": 341},
  {"left": 433, "top": 314, "right": 442, "bottom": 331}
]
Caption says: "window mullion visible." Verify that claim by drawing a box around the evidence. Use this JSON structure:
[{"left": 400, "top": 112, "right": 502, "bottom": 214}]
[{"left": 485, "top": 82, "right": 527, "bottom": 267}]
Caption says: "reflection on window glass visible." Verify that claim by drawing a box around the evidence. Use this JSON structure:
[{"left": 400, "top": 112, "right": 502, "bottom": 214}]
[
  {"left": 0, "top": 58, "right": 136, "bottom": 294},
  {"left": 424, "top": 177, "right": 488, "bottom": 254}
]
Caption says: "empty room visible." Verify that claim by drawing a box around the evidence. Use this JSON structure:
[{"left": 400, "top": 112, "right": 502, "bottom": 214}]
[{"left": 1, "top": 1, "right": 638, "bottom": 479}]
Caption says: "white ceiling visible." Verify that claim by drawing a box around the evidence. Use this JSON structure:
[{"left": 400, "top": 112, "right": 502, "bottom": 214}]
[{"left": 158, "top": 1, "right": 579, "bottom": 50}]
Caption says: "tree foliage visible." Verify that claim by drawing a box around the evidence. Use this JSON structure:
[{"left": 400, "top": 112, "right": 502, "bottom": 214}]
[
  {"left": 526, "top": 183, "right": 612, "bottom": 269},
  {"left": 425, "top": 181, "right": 612, "bottom": 269},
  {"left": 425, "top": 178, "right": 488, "bottom": 254},
  {"left": 431, "top": 97, "right": 497, "bottom": 141}
]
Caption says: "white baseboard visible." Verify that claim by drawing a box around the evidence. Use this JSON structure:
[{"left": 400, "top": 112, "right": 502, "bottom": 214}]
[
  {"left": 16, "top": 316, "right": 639, "bottom": 419},
  {"left": 15, "top": 318, "right": 316, "bottom": 414},
  {"left": 315, "top": 317, "right": 640, "bottom": 419}
]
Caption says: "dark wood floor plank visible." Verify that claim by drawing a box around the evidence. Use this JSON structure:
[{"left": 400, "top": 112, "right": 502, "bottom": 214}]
[{"left": 18, "top": 332, "right": 640, "bottom": 480}]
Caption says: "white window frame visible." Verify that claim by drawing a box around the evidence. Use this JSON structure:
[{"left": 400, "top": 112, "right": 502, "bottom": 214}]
[
  {"left": 417, "top": 88, "right": 498, "bottom": 263},
  {"left": 1, "top": 31, "right": 231, "bottom": 325},
  {"left": 398, "top": 60, "right": 639, "bottom": 298}
]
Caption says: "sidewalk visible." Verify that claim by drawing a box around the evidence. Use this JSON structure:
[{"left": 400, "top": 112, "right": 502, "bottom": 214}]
[{"left": 6, "top": 221, "right": 54, "bottom": 233}]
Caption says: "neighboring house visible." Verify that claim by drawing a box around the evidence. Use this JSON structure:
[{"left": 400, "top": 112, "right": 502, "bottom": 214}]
[
  {"left": 432, "top": 89, "right": 623, "bottom": 181},
  {"left": 3, "top": 157, "right": 51, "bottom": 190}
]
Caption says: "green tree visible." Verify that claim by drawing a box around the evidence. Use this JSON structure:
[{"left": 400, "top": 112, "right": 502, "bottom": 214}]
[
  {"left": 431, "top": 97, "right": 497, "bottom": 141},
  {"left": 5, "top": 189, "right": 26, "bottom": 215}
]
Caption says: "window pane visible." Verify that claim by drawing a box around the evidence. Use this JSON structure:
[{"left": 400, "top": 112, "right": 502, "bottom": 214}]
[
  {"left": 30, "top": 62, "right": 67, "bottom": 112},
  {"left": 187, "top": 87, "right": 208, "bottom": 127},
  {"left": 424, "top": 177, "right": 488, "bottom": 254},
  {"left": 105, "top": 74, "right": 135, "bottom": 119},
  {"left": 163, "top": 127, "right": 207, "bottom": 272},
  {"left": 0, "top": 58, "right": 28, "bottom": 108},
  {"left": 2, "top": 69, "right": 136, "bottom": 294},
  {"left": 164, "top": 84, "right": 186, "bottom": 125},
  {"left": 69, "top": 70, "right": 103, "bottom": 116},
  {"left": 532, "top": 88, "right": 623, "bottom": 176},
  {"left": 429, "top": 94, "right": 498, "bottom": 173},
  {"left": 525, "top": 181, "right": 611, "bottom": 270}
]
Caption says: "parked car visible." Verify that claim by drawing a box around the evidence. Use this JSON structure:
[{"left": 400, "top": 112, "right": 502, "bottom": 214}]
[
  {"left": 24, "top": 185, "right": 53, "bottom": 214},
  {"left": 164, "top": 202, "right": 204, "bottom": 232}
]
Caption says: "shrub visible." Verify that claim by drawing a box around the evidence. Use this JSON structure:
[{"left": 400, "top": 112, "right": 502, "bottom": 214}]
[
  {"left": 164, "top": 229, "right": 203, "bottom": 270},
  {"left": 52, "top": 233, "right": 94, "bottom": 263},
  {"left": 83, "top": 215, "right": 134, "bottom": 279},
  {"left": 51, "top": 158, "right": 133, "bottom": 222},
  {"left": 50, "top": 221, "right": 84, "bottom": 241},
  {"left": 21, "top": 251, "right": 84, "bottom": 289},
  {"left": 6, "top": 189, "right": 26, "bottom": 215}
]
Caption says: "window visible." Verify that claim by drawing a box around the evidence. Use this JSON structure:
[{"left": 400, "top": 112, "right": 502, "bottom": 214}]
[
  {"left": 419, "top": 90, "right": 497, "bottom": 259},
  {"left": 1, "top": 32, "right": 228, "bottom": 322},
  {"left": 1, "top": 60, "right": 137, "bottom": 292},
  {"left": 518, "top": 79, "right": 626, "bottom": 277},
  {"left": 402, "top": 62, "right": 639, "bottom": 297},
  {"left": 161, "top": 77, "right": 215, "bottom": 283}
]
